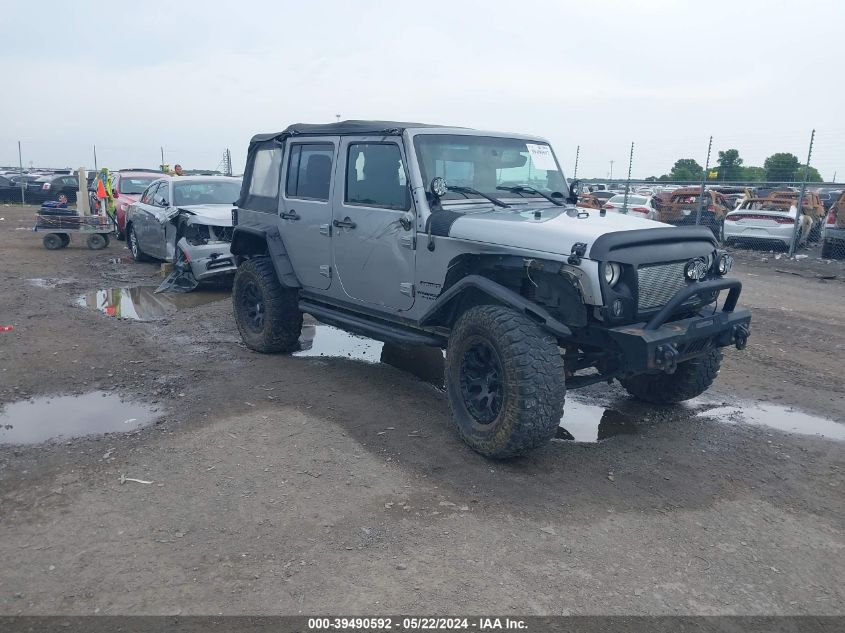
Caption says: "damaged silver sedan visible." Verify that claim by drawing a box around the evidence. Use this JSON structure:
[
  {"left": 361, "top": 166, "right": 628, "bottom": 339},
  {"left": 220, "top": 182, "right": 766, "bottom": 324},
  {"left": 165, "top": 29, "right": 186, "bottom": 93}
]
[{"left": 125, "top": 176, "right": 243, "bottom": 288}]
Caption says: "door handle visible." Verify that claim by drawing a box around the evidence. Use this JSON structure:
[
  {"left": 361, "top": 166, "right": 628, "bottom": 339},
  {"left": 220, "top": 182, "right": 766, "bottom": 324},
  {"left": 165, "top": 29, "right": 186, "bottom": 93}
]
[
  {"left": 280, "top": 209, "right": 300, "bottom": 220},
  {"left": 333, "top": 217, "right": 356, "bottom": 230}
]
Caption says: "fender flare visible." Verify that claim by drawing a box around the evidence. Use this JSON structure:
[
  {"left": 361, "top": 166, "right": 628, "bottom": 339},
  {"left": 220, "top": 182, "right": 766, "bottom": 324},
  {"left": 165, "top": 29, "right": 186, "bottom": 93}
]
[
  {"left": 230, "top": 226, "right": 301, "bottom": 288},
  {"left": 419, "top": 274, "right": 572, "bottom": 338}
]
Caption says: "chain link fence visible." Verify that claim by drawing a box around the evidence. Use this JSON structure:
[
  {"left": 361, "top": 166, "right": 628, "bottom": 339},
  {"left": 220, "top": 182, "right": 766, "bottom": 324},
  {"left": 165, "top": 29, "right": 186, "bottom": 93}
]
[{"left": 570, "top": 129, "right": 845, "bottom": 263}]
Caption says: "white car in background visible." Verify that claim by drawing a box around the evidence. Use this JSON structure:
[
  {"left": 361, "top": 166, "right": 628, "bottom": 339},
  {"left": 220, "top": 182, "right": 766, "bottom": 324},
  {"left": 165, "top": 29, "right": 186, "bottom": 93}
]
[
  {"left": 601, "top": 194, "right": 658, "bottom": 220},
  {"left": 723, "top": 199, "right": 805, "bottom": 249}
]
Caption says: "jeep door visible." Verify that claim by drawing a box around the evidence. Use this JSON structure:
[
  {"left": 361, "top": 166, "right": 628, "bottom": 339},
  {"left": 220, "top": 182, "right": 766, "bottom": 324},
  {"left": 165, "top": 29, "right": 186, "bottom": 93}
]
[
  {"left": 332, "top": 139, "right": 415, "bottom": 310},
  {"left": 278, "top": 139, "right": 338, "bottom": 290}
]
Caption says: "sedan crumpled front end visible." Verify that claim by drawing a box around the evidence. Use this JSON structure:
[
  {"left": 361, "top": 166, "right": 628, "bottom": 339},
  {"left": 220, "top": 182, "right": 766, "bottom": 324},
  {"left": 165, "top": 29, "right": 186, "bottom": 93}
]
[{"left": 178, "top": 221, "right": 236, "bottom": 282}]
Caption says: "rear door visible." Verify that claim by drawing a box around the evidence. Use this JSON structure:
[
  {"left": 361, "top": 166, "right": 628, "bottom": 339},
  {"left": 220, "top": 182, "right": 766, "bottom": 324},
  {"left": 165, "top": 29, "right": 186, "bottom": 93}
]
[
  {"left": 331, "top": 138, "right": 416, "bottom": 310},
  {"left": 278, "top": 139, "right": 338, "bottom": 290}
]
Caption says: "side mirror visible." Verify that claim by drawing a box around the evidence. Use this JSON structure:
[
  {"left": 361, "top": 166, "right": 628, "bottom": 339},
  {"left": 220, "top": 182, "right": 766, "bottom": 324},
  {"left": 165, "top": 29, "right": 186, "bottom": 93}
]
[{"left": 567, "top": 179, "right": 580, "bottom": 204}]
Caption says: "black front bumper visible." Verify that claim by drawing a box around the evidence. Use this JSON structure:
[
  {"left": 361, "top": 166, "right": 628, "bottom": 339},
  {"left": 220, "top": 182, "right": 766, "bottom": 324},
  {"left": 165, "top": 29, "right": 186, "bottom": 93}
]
[{"left": 606, "top": 278, "right": 751, "bottom": 374}]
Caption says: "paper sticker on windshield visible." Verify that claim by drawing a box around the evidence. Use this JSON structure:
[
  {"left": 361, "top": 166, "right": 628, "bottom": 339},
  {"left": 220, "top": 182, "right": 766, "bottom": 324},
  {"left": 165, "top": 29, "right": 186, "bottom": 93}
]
[{"left": 526, "top": 144, "right": 557, "bottom": 171}]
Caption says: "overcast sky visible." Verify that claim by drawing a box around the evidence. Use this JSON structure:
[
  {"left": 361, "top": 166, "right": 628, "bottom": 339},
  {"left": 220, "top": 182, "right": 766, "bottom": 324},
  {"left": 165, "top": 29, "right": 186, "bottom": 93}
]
[{"left": 1, "top": 0, "right": 842, "bottom": 180}]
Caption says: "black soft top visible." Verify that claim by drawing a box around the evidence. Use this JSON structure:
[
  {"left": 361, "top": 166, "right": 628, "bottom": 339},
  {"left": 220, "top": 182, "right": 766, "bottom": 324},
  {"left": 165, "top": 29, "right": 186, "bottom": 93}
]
[
  {"left": 249, "top": 120, "right": 454, "bottom": 144},
  {"left": 238, "top": 121, "right": 458, "bottom": 210}
]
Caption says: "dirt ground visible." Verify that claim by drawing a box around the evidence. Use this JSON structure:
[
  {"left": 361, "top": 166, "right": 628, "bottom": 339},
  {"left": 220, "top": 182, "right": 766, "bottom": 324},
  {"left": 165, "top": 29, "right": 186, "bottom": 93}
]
[{"left": 0, "top": 204, "right": 843, "bottom": 616}]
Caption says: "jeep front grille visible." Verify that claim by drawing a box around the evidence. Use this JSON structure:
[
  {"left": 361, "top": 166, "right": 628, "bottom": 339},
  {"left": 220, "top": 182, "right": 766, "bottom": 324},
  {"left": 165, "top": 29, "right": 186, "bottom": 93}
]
[{"left": 637, "top": 261, "right": 689, "bottom": 311}]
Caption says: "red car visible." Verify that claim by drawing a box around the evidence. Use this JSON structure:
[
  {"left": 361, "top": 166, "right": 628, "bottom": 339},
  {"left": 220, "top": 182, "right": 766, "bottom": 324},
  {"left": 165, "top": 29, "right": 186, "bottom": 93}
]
[{"left": 91, "top": 170, "right": 161, "bottom": 239}]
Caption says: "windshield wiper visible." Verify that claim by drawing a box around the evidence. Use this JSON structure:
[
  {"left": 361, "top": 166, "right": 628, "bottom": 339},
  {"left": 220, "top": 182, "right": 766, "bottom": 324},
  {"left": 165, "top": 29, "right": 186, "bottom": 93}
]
[
  {"left": 447, "top": 185, "right": 510, "bottom": 208},
  {"left": 496, "top": 185, "right": 564, "bottom": 206}
]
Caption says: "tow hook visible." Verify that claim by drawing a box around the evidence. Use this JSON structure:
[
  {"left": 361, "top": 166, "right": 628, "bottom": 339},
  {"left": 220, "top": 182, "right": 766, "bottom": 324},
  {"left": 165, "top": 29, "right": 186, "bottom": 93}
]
[
  {"left": 655, "top": 343, "right": 679, "bottom": 374},
  {"left": 733, "top": 324, "right": 750, "bottom": 350}
]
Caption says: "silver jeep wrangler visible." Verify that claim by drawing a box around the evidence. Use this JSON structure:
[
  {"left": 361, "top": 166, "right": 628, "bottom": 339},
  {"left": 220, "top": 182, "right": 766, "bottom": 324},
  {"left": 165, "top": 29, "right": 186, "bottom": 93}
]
[{"left": 230, "top": 121, "right": 751, "bottom": 458}]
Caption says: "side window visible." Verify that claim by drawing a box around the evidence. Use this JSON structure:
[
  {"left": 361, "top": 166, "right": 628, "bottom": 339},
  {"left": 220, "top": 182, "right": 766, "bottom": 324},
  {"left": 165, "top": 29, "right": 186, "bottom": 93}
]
[
  {"left": 248, "top": 148, "right": 282, "bottom": 201},
  {"left": 285, "top": 144, "right": 334, "bottom": 201},
  {"left": 157, "top": 182, "right": 171, "bottom": 206},
  {"left": 345, "top": 143, "right": 409, "bottom": 210},
  {"left": 141, "top": 182, "right": 158, "bottom": 205}
]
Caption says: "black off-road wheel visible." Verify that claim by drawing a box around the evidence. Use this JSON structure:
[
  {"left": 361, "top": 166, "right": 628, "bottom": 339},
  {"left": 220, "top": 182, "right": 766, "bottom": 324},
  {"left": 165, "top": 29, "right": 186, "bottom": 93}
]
[
  {"left": 59, "top": 234, "right": 70, "bottom": 247},
  {"left": 620, "top": 348, "right": 723, "bottom": 404},
  {"left": 445, "top": 305, "right": 565, "bottom": 458},
  {"left": 233, "top": 256, "right": 302, "bottom": 353}
]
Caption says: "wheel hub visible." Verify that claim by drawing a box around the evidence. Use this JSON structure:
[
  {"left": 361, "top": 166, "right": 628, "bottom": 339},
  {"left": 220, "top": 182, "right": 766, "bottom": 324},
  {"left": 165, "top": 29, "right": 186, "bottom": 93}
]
[
  {"left": 241, "top": 282, "right": 264, "bottom": 332},
  {"left": 459, "top": 341, "right": 503, "bottom": 424}
]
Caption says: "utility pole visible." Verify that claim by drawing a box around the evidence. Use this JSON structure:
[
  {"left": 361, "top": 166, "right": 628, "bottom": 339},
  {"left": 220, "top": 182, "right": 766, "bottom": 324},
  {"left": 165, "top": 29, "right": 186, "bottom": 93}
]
[
  {"left": 160, "top": 147, "right": 165, "bottom": 172},
  {"left": 573, "top": 145, "right": 580, "bottom": 179},
  {"left": 17, "top": 141, "right": 25, "bottom": 205},
  {"left": 622, "top": 143, "right": 634, "bottom": 213},
  {"left": 789, "top": 129, "right": 815, "bottom": 257},
  {"left": 93, "top": 145, "right": 98, "bottom": 171},
  {"left": 609, "top": 160, "right": 614, "bottom": 181},
  {"left": 695, "top": 136, "right": 713, "bottom": 228},
  {"left": 335, "top": 114, "right": 341, "bottom": 122}
]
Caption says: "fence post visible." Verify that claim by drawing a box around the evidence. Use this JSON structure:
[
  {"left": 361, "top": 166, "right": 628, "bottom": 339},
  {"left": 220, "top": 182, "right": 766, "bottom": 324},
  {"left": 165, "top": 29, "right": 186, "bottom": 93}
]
[
  {"left": 788, "top": 129, "right": 815, "bottom": 257},
  {"left": 695, "top": 136, "right": 713, "bottom": 227},
  {"left": 622, "top": 142, "right": 634, "bottom": 213},
  {"left": 17, "top": 141, "right": 25, "bottom": 205}
]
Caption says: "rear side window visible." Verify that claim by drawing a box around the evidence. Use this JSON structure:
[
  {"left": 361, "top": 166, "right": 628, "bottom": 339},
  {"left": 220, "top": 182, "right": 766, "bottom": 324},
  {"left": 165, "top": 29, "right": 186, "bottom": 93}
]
[
  {"left": 248, "top": 148, "right": 282, "bottom": 199},
  {"left": 140, "top": 183, "right": 158, "bottom": 205},
  {"left": 285, "top": 144, "right": 334, "bottom": 201},
  {"left": 345, "top": 143, "right": 409, "bottom": 210}
]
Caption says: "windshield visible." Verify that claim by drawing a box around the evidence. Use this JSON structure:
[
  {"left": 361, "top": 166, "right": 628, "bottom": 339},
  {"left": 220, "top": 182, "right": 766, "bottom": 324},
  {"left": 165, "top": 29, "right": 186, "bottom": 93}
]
[
  {"left": 119, "top": 176, "right": 157, "bottom": 195},
  {"left": 173, "top": 180, "right": 242, "bottom": 206},
  {"left": 414, "top": 135, "right": 567, "bottom": 201}
]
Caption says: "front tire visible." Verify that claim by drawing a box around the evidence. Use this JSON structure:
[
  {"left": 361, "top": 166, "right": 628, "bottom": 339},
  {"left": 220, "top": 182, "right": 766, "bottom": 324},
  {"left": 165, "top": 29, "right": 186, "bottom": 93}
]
[
  {"left": 233, "top": 256, "right": 302, "bottom": 353},
  {"left": 445, "top": 305, "right": 564, "bottom": 458},
  {"left": 127, "top": 224, "right": 152, "bottom": 262},
  {"left": 620, "top": 348, "right": 722, "bottom": 404}
]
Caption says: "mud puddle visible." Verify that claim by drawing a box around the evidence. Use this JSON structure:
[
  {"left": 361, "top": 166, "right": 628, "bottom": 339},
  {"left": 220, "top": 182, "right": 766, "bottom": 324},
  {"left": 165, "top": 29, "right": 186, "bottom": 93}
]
[
  {"left": 697, "top": 403, "right": 845, "bottom": 440},
  {"left": 556, "top": 399, "right": 639, "bottom": 443},
  {"left": 0, "top": 391, "right": 159, "bottom": 445},
  {"left": 76, "top": 286, "right": 229, "bottom": 320},
  {"left": 28, "top": 278, "right": 75, "bottom": 289},
  {"left": 295, "top": 325, "right": 446, "bottom": 387}
]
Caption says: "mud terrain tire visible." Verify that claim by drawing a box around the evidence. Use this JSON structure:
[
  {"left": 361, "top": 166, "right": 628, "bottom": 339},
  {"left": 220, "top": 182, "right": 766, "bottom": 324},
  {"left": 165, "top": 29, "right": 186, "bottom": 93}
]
[
  {"left": 233, "top": 256, "right": 302, "bottom": 353},
  {"left": 445, "top": 305, "right": 564, "bottom": 458},
  {"left": 620, "top": 348, "right": 722, "bottom": 404}
]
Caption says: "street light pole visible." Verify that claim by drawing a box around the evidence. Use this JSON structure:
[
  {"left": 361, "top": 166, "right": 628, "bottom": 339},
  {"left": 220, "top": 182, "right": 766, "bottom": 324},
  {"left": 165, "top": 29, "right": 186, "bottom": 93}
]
[{"left": 609, "top": 160, "right": 614, "bottom": 182}]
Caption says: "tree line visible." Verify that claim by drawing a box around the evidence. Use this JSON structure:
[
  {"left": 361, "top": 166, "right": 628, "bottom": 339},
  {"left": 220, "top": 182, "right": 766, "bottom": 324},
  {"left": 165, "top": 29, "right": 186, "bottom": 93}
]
[{"left": 647, "top": 150, "right": 823, "bottom": 183}]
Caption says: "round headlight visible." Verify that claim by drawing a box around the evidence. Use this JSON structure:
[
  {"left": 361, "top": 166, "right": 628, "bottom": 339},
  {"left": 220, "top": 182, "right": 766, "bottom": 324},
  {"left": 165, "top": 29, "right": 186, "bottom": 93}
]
[
  {"left": 718, "top": 253, "right": 733, "bottom": 275},
  {"left": 604, "top": 262, "right": 622, "bottom": 287}
]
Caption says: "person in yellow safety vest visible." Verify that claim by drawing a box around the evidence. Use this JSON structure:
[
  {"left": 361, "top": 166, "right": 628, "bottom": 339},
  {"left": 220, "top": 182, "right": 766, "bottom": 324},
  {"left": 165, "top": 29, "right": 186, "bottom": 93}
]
[{"left": 173, "top": 164, "right": 184, "bottom": 176}]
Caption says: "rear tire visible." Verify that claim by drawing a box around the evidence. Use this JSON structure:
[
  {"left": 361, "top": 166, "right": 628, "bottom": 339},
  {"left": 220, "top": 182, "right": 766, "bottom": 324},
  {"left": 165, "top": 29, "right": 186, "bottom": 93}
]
[
  {"left": 59, "top": 234, "right": 70, "bottom": 247},
  {"left": 445, "top": 305, "right": 564, "bottom": 458},
  {"left": 86, "top": 233, "right": 108, "bottom": 250},
  {"left": 233, "top": 256, "right": 302, "bottom": 353},
  {"left": 620, "top": 348, "right": 722, "bottom": 404},
  {"left": 43, "top": 233, "right": 64, "bottom": 250}
]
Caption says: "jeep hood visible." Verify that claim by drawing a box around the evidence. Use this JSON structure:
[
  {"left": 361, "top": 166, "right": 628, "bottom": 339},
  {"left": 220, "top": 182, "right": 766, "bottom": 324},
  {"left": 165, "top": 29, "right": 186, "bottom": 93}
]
[{"left": 446, "top": 205, "right": 669, "bottom": 258}]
